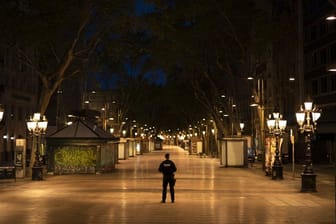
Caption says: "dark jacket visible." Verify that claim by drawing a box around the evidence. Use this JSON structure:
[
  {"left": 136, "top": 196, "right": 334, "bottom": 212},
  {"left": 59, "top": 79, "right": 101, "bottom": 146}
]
[{"left": 158, "top": 159, "right": 177, "bottom": 176}]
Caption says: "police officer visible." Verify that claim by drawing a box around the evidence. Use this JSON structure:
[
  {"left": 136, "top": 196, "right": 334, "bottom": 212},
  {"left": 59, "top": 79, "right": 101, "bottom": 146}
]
[{"left": 158, "top": 153, "right": 177, "bottom": 203}]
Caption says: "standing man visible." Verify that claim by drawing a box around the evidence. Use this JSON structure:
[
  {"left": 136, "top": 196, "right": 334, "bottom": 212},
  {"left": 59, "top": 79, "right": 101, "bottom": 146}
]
[{"left": 158, "top": 153, "right": 177, "bottom": 203}]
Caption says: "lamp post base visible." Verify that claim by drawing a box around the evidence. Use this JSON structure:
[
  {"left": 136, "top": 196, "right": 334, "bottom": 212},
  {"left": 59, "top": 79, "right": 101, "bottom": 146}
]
[
  {"left": 301, "top": 173, "right": 316, "bottom": 192},
  {"left": 32, "top": 167, "right": 43, "bottom": 181},
  {"left": 271, "top": 165, "right": 283, "bottom": 180}
]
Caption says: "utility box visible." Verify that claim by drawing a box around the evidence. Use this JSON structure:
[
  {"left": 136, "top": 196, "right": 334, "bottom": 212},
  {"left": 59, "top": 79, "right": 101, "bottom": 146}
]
[
  {"left": 154, "top": 138, "right": 163, "bottom": 150},
  {"left": 219, "top": 138, "right": 248, "bottom": 167},
  {"left": 15, "top": 139, "right": 26, "bottom": 178},
  {"left": 190, "top": 137, "right": 203, "bottom": 154},
  {"left": 118, "top": 138, "right": 128, "bottom": 160}
]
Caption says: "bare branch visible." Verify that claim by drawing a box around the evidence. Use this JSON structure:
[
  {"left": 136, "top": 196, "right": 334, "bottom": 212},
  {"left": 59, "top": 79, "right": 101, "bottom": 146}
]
[
  {"left": 57, "top": 10, "right": 92, "bottom": 80},
  {"left": 74, "top": 34, "right": 102, "bottom": 60},
  {"left": 49, "top": 42, "right": 61, "bottom": 63},
  {"left": 67, "top": 69, "right": 81, "bottom": 79},
  {"left": 213, "top": 0, "right": 246, "bottom": 56},
  {"left": 14, "top": 46, "right": 45, "bottom": 78}
]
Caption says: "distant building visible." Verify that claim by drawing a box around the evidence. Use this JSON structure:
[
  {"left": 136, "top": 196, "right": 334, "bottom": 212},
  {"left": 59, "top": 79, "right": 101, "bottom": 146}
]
[
  {"left": 82, "top": 90, "right": 121, "bottom": 135},
  {"left": 46, "top": 77, "right": 83, "bottom": 129},
  {"left": 252, "top": 0, "right": 336, "bottom": 164},
  {"left": 0, "top": 47, "right": 39, "bottom": 163}
]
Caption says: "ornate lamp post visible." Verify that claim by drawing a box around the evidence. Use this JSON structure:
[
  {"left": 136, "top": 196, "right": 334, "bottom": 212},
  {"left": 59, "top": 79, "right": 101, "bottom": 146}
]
[
  {"left": 266, "top": 112, "right": 287, "bottom": 180},
  {"left": 26, "top": 113, "right": 48, "bottom": 181},
  {"left": 296, "top": 100, "right": 321, "bottom": 192}
]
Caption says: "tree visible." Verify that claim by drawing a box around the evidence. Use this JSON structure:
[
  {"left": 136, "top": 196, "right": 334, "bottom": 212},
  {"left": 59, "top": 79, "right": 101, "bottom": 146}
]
[
  {"left": 136, "top": 0, "right": 273, "bottom": 136},
  {"left": 0, "top": 0, "right": 134, "bottom": 114},
  {"left": 0, "top": 0, "right": 135, "bottom": 174}
]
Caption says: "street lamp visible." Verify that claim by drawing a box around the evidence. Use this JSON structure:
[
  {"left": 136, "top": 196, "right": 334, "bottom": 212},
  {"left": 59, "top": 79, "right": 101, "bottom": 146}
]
[
  {"left": 248, "top": 77, "right": 265, "bottom": 169},
  {"left": 296, "top": 100, "right": 321, "bottom": 192},
  {"left": 0, "top": 105, "right": 3, "bottom": 124},
  {"left": 239, "top": 122, "right": 245, "bottom": 137},
  {"left": 239, "top": 122, "right": 245, "bottom": 130},
  {"left": 267, "top": 112, "right": 287, "bottom": 180},
  {"left": 0, "top": 104, "right": 4, "bottom": 156},
  {"left": 26, "top": 113, "right": 48, "bottom": 181}
]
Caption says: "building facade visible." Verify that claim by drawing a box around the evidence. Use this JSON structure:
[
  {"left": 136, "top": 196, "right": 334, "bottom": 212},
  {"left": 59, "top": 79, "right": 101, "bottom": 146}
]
[
  {"left": 82, "top": 90, "right": 121, "bottom": 134},
  {"left": 302, "top": 0, "right": 336, "bottom": 163},
  {"left": 0, "top": 47, "right": 39, "bottom": 163}
]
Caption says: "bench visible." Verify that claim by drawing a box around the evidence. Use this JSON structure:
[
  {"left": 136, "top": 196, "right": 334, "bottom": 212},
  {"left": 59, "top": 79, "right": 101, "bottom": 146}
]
[{"left": 0, "top": 166, "right": 16, "bottom": 182}]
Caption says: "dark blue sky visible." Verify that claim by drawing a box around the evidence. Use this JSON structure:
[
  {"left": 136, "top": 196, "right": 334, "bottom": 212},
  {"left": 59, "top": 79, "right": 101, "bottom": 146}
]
[
  {"left": 90, "top": 0, "right": 167, "bottom": 90},
  {"left": 135, "top": 0, "right": 156, "bottom": 16}
]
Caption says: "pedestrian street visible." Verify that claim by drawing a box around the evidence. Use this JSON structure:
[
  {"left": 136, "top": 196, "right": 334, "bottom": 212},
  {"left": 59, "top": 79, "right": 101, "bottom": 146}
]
[{"left": 0, "top": 145, "right": 334, "bottom": 224}]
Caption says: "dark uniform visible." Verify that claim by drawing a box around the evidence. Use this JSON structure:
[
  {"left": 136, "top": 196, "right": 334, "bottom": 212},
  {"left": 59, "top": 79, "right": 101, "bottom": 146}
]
[{"left": 158, "top": 153, "right": 177, "bottom": 203}]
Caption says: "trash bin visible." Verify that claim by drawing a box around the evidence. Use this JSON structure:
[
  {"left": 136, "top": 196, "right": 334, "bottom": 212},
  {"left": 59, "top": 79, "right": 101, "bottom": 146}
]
[{"left": 32, "top": 167, "right": 43, "bottom": 180}]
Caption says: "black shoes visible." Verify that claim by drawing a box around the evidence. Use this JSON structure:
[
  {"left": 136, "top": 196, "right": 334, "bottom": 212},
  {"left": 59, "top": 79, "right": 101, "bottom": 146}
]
[{"left": 161, "top": 200, "right": 174, "bottom": 203}]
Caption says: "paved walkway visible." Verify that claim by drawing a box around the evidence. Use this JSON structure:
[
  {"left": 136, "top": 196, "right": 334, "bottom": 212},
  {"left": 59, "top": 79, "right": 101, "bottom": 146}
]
[{"left": 0, "top": 145, "right": 334, "bottom": 224}]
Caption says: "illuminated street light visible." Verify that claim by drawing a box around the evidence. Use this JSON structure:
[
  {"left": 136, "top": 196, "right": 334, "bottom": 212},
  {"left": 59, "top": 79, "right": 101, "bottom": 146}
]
[
  {"left": 0, "top": 105, "right": 4, "bottom": 162},
  {"left": 326, "top": 63, "right": 336, "bottom": 71},
  {"left": 239, "top": 123, "right": 245, "bottom": 131},
  {"left": 26, "top": 113, "right": 48, "bottom": 181},
  {"left": 0, "top": 104, "right": 4, "bottom": 122},
  {"left": 296, "top": 100, "right": 321, "bottom": 192},
  {"left": 110, "top": 128, "right": 114, "bottom": 134},
  {"left": 326, "top": 15, "right": 336, "bottom": 20},
  {"left": 27, "top": 113, "right": 48, "bottom": 135},
  {"left": 267, "top": 112, "right": 287, "bottom": 180}
]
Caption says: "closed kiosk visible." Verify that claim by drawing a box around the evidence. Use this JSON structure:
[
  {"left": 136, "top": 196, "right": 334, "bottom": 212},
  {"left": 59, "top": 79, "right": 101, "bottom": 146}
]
[{"left": 220, "top": 138, "right": 248, "bottom": 167}]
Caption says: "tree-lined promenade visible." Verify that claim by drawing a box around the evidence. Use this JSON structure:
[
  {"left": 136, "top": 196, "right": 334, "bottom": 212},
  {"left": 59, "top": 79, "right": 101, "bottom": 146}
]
[
  {"left": 1, "top": 1, "right": 323, "bottom": 180},
  {"left": 0, "top": 145, "right": 334, "bottom": 224}
]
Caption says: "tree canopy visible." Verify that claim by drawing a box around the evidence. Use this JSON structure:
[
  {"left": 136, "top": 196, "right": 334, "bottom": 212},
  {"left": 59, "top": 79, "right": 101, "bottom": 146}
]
[
  {"left": 0, "top": 0, "right": 134, "bottom": 113},
  {"left": 129, "top": 0, "right": 273, "bottom": 135},
  {"left": 1, "top": 0, "right": 279, "bottom": 135}
]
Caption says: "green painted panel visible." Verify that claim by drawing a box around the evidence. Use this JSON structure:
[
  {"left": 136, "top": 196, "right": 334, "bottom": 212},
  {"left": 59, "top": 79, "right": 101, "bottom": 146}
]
[{"left": 54, "top": 146, "right": 97, "bottom": 174}]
